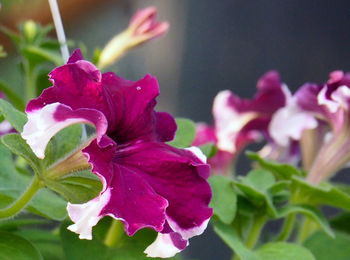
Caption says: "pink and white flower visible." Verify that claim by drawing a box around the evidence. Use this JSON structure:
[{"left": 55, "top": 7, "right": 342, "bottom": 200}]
[{"left": 21, "top": 49, "right": 212, "bottom": 258}]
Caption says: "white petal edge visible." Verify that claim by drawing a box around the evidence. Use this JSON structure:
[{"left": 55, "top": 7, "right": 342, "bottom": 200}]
[
  {"left": 317, "top": 86, "right": 339, "bottom": 113},
  {"left": 21, "top": 103, "right": 90, "bottom": 159},
  {"left": 67, "top": 189, "right": 111, "bottom": 240},
  {"left": 144, "top": 233, "right": 186, "bottom": 258},
  {"left": 213, "top": 90, "right": 256, "bottom": 153},
  {"left": 166, "top": 216, "right": 210, "bottom": 240},
  {"left": 269, "top": 100, "right": 318, "bottom": 147},
  {"left": 185, "top": 146, "right": 207, "bottom": 163}
]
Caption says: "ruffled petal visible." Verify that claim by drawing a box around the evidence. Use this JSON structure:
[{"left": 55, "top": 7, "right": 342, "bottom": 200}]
[
  {"left": 21, "top": 103, "right": 108, "bottom": 158},
  {"left": 73, "top": 141, "right": 212, "bottom": 242},
  {"left": 27, "top": 51, "right": 175, "bottom": 145},
  {"left": 82, "top": 140, "right": 169, "bottom": 236},
  {"left": 144, "top": 232, "right": 188, "bottom": 258}
]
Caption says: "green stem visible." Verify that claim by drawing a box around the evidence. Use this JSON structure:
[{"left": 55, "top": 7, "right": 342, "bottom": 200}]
[
  {"left": 0, "top": 175, "right": 43, "bottom": 218},
  {"left": 296, "top": 217, "right": 317, "bottom": 244},
  {"left": 24, "top": 62, "right": 37, "bottom": 102},
  {"left": 245, "top": 215, "right": 266, "bottom": 249},
  {"left": 104, "top": 219, "right": 124, "bottom": 248},
  {"left": 276, "top": 213, "right": 296, "bottom": 241}
]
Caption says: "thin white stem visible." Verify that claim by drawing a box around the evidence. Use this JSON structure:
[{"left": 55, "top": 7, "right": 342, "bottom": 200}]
[{"left": 48, "top": 0, "right": 69, "bottom": 62}]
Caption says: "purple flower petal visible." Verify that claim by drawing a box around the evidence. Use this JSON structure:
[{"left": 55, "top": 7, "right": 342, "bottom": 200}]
[{"left": 77, "top": 141, "right": 212, "bottom": 237}]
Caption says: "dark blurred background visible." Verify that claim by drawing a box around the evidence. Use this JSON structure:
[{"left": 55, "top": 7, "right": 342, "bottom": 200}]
[{"left": 1, "top": 0, "right": 350, "bottom": 259}]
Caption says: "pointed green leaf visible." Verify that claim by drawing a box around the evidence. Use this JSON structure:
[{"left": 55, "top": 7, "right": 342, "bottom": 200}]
[
  {"left": 0, "top": 99, "right": 27, "bottom": 131},
  {"left": 0, "top": 231, "right": 43, "bottom": 260},
  {"left": 256, "top": 242, "right": 315, "bottom": 260},
  {"left": 278, "top": 205, "right": 334, "bottom": 238},
  {"left": 209, "top": 175, "right": 237, "bottom": 224},
  {"left": 0, "top": 143, "right": 66, "bottom": 220},
  {"left": 168, "top": 118, "right": 196, "bottom": 148},
  {"left": 247, "top": 152, "right": 303, "bottom": 179},
  {"left": 304, "top": 231, "right": 350, "bottom": 260},
  {"left": 1, "top": 133, "right": 42, "bottom": 174},
  {"left": 213, "top": 221, "right": 260, "bottom": 260}
]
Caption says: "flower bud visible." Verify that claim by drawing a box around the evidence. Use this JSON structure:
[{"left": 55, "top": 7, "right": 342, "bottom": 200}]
[{"left": 98, "top": 6, "right": 169, "bottom": 69}]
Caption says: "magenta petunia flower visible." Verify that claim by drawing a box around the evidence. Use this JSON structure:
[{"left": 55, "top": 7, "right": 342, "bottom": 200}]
[
  {"left": 269, "top": 71, "right": 350, "bottom": 183},
  {"left": 193, "top": 71, "right": 287, "bottom": 174},
  {"left": 21, "top": 49, "right": 212, "bottom": 258}
]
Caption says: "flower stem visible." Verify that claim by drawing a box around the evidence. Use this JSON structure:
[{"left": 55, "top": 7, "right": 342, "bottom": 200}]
[
  {"left": 296, "top": 217, "right": 317, "bottom": 244},
  {"left": 244, "top": 215, "right": 266, "bottom": 249},
  {"left": 24, "top": 62, "right": 37, "bottom": 101},
  {"left": 48, "top": 0, "right": 69, "bottom": 62},
  {"left": 276, "top": 213, "right": 296, "bottom": 241},
  {"left": 104, "top": 219, "right": 124, "bottom": 248},
  {"left": 0, "top": 175, "right": 43, "bottom": 218}
]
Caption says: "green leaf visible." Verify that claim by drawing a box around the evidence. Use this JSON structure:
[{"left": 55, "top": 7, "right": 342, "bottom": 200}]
[
  {"left": 278, "top": 205, "right": 334, "bottom": 238},
  {"left": 213, "top": 221, "right": 259, "bottom": 260},
  {"left": 0, "top": 143, "right": 67, "bottom": 220},
  {"left": 234, "top": 170, "right": 280, "bottom": 217},
  {"left": 60, "top": 220, "right": 110, "bottom": 260},
  {"left": 15, "top": 229, "right": 64, "bottom": 260},
  {"left": 0, "top": 231, "right": 43, "bottom": 260},
  {"left": 0, "top": 80, "right": 25, "bottom": 110},
  {"left": 209, "top": 175, "right": 237, "bottom": 224},
  {"left": 1, "top": 133, "right": 43, "bottom": 175},
  {"left": 331, "top": 213, "right": 350, "bottom": 235},
  {"left": 0, "top": 219, "right": 48, "bottom": 231},
  {"left": 291, "top": 177, "right": 350, "bottom": 211},
  {"left": 22, "top": 45, "right": 62, "bottom": 66},
  {"left": 45, "top": 170, "right": 102, "bottom": 204},
  {"left": 168, "top": 118, "right": 196, "bottom": 148},
  {"left": 304, "top": 231, "right": 350, "bottom": 260},
  {"left": 199, "top": 143, "right": 217, "bottom": 158},
  {"left": 256, "top": 242, "right": 315, "bottom": 260},
  {"left": 0, "top": 99, "right": 27, "bottom": 131},
  {"left": 247, "top": 152, "right": 303, "bottom": 179}
]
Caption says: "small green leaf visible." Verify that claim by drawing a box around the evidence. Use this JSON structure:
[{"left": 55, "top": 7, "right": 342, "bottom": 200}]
[
  {"left": 233, "top": 170, "right": 280, "bottom": 217},
  {"left": 46, "top": 170, "right": 102, "bottom": 204},
  {"left": 247, "top": 152, "right": 303, "bottom": 179},
  {"left": 209, "top": 175, "right": 237, "bottom": 224},
  {"left": 304, "top": 231, "right": 350, "bottom": 260},
  {"left": 23, "top": 45, "right": 63, "bottom": 66},
  {"left": 256, "top": 242, "right": 315, "bottom": 260},
  {"left": 0, "top": 99, "right": 27, "bottom": 131},
  {"left": 199, "top": 143, "right": 217, "bottom": 158},
  {"left": 1, "top": 133, "right": 42, "bottom": 175},
  {"left": 0, "top": 231, "right": 43, "bottom": 260},
  {"left": 0, "top": 80, "right": 25, "bottom": 110},
  {"left": 291, "top": 177, "right": 350, "bottom": 211},
  {"left": 168, "top": 118, "right": 196, "bottom": 148},
  {"left": 278, "top": 205, "right": 334, "bottom": 238},
  {"left": 213, "top": 221, "right": 260, "bottom": 260},
  {"left": 0, "top": 143, "right": 67, "bottom": 220}
]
